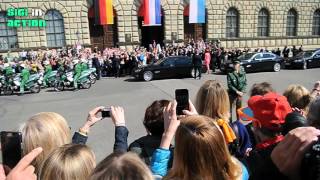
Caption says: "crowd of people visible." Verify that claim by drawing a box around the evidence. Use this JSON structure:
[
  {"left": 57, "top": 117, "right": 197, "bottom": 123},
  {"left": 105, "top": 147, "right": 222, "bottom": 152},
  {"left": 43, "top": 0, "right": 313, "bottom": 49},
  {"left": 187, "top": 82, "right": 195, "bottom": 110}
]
[
  {"left": 0, "top": 39, "right": 305, "bottom": 88},
  {"left": 1, "top": 70, "right": 319, "bottom": 180}
]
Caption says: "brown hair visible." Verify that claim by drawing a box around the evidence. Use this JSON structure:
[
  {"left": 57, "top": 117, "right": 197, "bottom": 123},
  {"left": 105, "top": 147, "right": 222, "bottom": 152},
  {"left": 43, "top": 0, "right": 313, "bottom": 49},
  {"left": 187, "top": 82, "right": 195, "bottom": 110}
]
[
  {"left": 90, "top": 152, "right": 153, "bottom": 180},
  {"left": 164, "top": 115, "right": 242, "bottom": 180},
  {"left": 21, "top": 112, "right": 71, "bottom": 173},
  {"left": 250, "top": 82, "right": 274, "bottom": 96},
  {"left": 283, "top": 84, "right": 312, "bottom": 111},
  {"left": 195, "top": 80, "right": 230, "bottom": 121},
  {"left": 143, "top": 100, "right": 170, "bottom": 136},
  {"left": 39, "top": 144, "right": 95, "bottom": 180}
]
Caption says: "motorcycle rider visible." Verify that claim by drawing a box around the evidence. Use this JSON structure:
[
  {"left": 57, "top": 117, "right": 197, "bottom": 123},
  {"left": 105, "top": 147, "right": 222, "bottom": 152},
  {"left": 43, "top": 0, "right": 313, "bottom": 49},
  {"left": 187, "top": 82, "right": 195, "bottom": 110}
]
[
  {"left": 81, "top": 58, "right": 89, "bottom": 72},
  {"left": 20, "top": 63, "right": 30, "bottom": 95},
  {"left": 73, "top": 59, "right": 82, "bottom": 90},
  {"left": 43, "top": 60, "right": 52, "bottom": 87},
  {"left": 3, "top": 63, "right": 14, "bottom": 86}
]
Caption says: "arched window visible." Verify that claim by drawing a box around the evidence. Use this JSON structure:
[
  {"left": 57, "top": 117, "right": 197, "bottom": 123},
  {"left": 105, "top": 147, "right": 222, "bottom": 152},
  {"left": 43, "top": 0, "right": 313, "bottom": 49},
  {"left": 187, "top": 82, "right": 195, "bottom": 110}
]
[
  {"left": 226, "top": 8, "right": 239, "bottom": 38},
  {"left": 258, "top": 8, "right": 269, "bottom": 37},
  {"left": 0, "top": 12, "right": 18, "bottom": 50},
  {"left": 45, "top": 10, "right": 66, "bottom": 47},
  {"left": 312, "top": 9, "right": 320, "bottom": 35},
  {"left": 286, "top": 9, "right": 298, "bottom": 36}
]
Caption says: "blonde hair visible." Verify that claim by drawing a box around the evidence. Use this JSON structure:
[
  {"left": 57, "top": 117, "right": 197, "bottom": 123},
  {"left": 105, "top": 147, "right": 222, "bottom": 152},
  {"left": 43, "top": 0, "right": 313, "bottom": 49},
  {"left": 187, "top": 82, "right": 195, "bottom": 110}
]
[
  {"left": 39, "top": 144, "right": 96, "bottom": 180},
  {"left": 90, "top": 152, "right": 153, "bottom": 180},
  {"left": 165, "top": 115, "right": 242, "bottom": 180},
  {"left": 195, "top": 80, "right": 230, "bottom": 121},
  {"left": 283, "top": 84, "right": 312, "bottom": 111},
  {"left": 21, "top": 112, "right": 71, "bottom": 173}
]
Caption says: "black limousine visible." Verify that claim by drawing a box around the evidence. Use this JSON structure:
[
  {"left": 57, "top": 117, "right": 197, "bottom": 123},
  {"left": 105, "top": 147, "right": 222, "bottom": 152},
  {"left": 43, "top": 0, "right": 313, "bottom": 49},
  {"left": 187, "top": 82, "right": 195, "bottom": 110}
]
[
  {"left": 221, "top": 52, "right": 284, "bottom": 73},
  {"left": 132, "top": 56, "right": 200, "bottom": 81},
  {"left": 285, "top": 49, "right": 320, "bottom": 69}
]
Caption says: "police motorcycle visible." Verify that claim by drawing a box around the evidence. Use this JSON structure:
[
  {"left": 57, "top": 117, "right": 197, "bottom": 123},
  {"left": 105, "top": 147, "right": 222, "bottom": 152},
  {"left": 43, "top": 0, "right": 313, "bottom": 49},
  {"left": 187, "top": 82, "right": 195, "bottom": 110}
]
[
  {"left": 0, "top": 75, "right": 5, "bottom": 95},
  {"left": 42, "top": 70, "right": 58, "bottom": 88},
  {"left": 54, "top": 69, "right": 92, "bottom": 92},
  {"left": 4, "top": 73, "right": 42, "bottom": 95},
  {"left": 82, "top": 68, "right": 97, "bottom": 84}
]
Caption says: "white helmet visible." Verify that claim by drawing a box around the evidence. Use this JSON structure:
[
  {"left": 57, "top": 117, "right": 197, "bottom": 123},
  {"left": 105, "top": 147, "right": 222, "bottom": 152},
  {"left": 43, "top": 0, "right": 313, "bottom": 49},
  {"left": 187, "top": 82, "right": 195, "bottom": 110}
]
[
  {"left": 4, "top": 63, "right": 9, "bottom": 68},
  {"left": 44, "top": 61, "right": 49, "bottom": 65},
  {"left": 73, "top": 59, "right": 79, "bottom": 64},
  {"left": 21, "top": 63, "right": 26, "bottom": 68}
]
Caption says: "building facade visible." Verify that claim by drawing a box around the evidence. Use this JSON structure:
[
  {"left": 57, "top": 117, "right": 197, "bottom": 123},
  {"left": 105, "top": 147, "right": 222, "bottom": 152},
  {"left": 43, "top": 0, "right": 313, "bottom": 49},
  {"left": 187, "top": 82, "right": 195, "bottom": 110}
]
[{"left": 0, "top": 0, "right": 320, "bottom": 53}]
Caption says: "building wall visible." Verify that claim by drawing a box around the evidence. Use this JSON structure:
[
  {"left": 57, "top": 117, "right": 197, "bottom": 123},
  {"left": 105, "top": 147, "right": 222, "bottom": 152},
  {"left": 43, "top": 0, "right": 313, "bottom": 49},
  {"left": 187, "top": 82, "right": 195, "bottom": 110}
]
[{"left": 0, "top": 0, "right": 320, "bottom": 52}]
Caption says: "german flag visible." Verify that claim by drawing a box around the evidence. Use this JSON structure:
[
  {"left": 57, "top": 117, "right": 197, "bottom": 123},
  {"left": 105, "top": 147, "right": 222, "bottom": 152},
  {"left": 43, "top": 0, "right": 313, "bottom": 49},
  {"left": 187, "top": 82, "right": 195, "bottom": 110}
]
[{"left": 94, "top": 0, "right": 113, "bottom": 25}]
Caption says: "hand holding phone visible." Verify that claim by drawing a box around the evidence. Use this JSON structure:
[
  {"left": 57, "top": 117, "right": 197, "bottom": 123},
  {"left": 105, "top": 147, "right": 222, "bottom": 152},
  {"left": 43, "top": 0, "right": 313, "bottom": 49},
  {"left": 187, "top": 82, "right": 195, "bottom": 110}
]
[{"left": 175, "top": 89, "right": 189, "bottom": 115}]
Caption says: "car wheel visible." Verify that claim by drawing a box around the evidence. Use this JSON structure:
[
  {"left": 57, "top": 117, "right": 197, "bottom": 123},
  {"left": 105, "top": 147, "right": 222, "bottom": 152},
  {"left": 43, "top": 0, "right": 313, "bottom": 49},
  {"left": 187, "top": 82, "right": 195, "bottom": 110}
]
[
  {"left": 302, "top": 61, "right": 308, "bottom": 70},
  {"left": 273, "top": 63, "right": 281, "bottom": 72},
  {"left": 143, "top": 71, "right": 153, "bottom": 81}
]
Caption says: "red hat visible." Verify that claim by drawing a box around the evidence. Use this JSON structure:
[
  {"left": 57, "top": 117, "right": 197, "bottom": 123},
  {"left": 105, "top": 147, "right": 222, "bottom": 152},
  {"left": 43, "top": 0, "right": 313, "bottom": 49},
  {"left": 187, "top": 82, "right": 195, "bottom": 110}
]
[{"left": 248, "top": 92, "right": 292, "bottom": 131}]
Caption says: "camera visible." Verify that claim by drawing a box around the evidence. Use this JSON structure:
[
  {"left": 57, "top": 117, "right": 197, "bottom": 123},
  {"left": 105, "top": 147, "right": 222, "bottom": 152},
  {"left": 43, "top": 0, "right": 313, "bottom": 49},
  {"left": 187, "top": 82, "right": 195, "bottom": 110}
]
[
  {"left": 101, "top": 107, "right": 111, "bottom": 118},
  {"left": 301, "top": 139, "right": 320, "bottom": 180}
]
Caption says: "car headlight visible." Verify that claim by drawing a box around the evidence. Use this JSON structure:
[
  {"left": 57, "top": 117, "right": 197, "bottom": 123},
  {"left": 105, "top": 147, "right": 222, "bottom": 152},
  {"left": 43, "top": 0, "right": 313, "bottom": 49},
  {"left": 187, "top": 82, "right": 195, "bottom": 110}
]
[{"left": 135, "top": 69, "right": 142, "bottom": 73}]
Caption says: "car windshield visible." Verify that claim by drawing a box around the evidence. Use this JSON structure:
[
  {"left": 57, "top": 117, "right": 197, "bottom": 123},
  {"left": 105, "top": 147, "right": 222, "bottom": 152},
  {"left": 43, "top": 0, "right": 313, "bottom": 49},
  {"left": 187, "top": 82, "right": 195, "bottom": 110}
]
[
  {"left": 238, "top": 53, "right": 256, "bottom": 61},
  {"left": 303, "top": 51, "right": 314, "bottom": 58},
  {"left": 153, "top": 59, "right": 165, "bottom": 65}
]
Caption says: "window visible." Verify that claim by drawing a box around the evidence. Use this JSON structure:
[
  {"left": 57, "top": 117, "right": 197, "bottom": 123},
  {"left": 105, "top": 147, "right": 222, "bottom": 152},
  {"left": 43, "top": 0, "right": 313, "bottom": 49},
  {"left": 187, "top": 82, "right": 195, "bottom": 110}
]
[
  {"left": 262, "top": 53, "right": 272, "bottom": 58},
  {"left": 0, "top": 12, "right": 18, "bottom": 50},
  {"left": 312, "top": 9, "right": 320, "bottom": 35},
  {"left": 254, "top": 53, "right": 263, "bottom": 60},
  {"left": 45, "top": 10, "right": 66, "bottom": 47},
  {"left": 258, "top": 8, "right": 269, "bottom": 37},
  {"left": 175, "top": 57, "right": 191, "bottom": 65},
  {"left": 163, "top": 58, "right": 175, "bottom": 66},
  {"left": 286, "top": 9, "right": 298, "bottom": 36},
  {"left": 226, "top": 8, "right": 239, "bottom": 38}
]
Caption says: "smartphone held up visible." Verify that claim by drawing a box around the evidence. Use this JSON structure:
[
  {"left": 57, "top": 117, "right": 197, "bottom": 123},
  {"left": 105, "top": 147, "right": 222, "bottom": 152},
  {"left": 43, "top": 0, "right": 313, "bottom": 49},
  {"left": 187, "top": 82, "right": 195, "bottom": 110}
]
[
  {"left": 1, "top": 131, "right": 22, "bottom": 173},
  {"left": 175, "top": 89, "right": 189, "bottom": 115}
]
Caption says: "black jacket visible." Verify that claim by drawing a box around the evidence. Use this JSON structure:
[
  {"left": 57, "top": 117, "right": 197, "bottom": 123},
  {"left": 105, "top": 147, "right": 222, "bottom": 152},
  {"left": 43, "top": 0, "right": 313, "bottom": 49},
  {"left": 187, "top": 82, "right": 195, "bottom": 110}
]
[
  {"left": 244, "top": 144, "right": 289, "bottom": 180},
  {"left": 92, "top": 57, "right": 101, "bottom": 69},
  {"left": 192, "top": 54, "right": 202, "bottom": 67},
  {"left": 129, "top": 135, "right": 162, "bottom": 165},
  {"left": 71, "top": 126, "right": 128, "bottom": 153}
]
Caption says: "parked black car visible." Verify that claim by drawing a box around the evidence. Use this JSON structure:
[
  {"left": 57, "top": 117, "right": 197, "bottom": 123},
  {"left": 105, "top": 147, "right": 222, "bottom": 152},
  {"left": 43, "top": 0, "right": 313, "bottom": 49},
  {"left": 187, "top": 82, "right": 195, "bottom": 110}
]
[
  {"left": 285, "top": 49, "right": 320, "bottom": 69},
  {"left": 221, "top": 52, "right": 284, "bottom": 73},
  {"left": 132, "top": 56, "right": 199, "bottom": 81}
]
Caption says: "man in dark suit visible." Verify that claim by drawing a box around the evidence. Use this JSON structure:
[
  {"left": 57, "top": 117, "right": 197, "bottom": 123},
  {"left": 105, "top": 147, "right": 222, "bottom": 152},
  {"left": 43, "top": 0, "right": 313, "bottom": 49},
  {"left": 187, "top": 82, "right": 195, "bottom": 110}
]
[
  {"left": 112, "top": 53, "right": 121, "bottom": 78},
  {"left": 192, "top": 50, "right": 202, "bottom": 80},
  {"left": 92, "top": 53, "right": 101, "bottom": 80}
]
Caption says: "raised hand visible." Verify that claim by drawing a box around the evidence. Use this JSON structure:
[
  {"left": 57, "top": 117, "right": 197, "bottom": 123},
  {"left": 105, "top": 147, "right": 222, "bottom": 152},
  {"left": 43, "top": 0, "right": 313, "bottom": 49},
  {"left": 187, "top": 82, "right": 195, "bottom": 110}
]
[
  {"left": 271, "top": 127, "right": 320, "bottom": 180},
  {"left": 161, "top": 101, "right": 180, "bottom": 149},
  {"left": 111, "top": 106, "right": 126, "bottom": 127},
  {"left": 182, "top": 100, "right": 198, "bottom": 116},
  {"left": 6, "top": 147, "right": 43, "bottom": 180}
]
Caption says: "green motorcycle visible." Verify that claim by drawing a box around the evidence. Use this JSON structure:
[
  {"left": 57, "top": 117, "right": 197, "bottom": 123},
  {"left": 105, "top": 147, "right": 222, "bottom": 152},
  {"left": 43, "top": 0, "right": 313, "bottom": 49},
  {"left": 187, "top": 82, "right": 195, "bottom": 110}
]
[
  {"left": 43, "top": 70, "right": 57, "bottom": 87},
  {"left": 82, "top": 68, "right": 97, "bottom": 84},
  {"left": 3, "top": 73, "right": 42, "bottom": 95},
  {"left": 54, "top": 70, "right": 91, "bottom": 91}
]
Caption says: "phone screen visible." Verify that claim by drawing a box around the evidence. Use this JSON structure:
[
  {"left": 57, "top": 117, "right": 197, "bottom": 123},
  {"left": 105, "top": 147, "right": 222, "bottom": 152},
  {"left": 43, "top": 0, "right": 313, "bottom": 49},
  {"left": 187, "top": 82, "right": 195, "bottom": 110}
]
[
  {"left": 1, "top": 131, "right": 22, "bottom": 170},
  {"left": 175, "top": 89, "right": 189, "bottom": 115}
]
